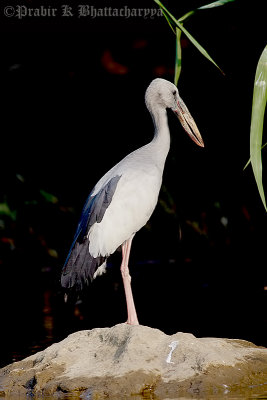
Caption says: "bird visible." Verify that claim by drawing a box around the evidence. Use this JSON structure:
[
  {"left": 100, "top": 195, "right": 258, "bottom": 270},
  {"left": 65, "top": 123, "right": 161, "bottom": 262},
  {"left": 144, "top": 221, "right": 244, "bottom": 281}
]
[{"left": 61, "top": 78, "right": 204, "bottom": 325}]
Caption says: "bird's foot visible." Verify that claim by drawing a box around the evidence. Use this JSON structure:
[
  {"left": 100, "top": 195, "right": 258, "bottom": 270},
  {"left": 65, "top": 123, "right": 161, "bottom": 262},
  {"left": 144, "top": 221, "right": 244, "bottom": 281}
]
[{"left": 125, "top": 319, "right": 139, "bottom": 326}]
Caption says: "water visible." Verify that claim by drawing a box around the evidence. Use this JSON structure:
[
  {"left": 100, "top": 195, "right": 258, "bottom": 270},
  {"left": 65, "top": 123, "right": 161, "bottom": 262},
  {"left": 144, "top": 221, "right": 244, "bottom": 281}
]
[{"left": 1, "top": 387, "right": 267, "bottom": 400}]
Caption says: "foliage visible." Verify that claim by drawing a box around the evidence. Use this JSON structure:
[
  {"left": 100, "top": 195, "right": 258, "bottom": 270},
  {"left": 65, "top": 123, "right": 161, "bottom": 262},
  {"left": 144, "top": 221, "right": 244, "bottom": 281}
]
[
  {"left": 0, "top": 201, "right": 16, "bottom": 221},
  {"left": 153, "top": 0, "right": 235, "bottom": 84},
  {"left": 245, "top": 46, "right": 267, "bottom": 211}
]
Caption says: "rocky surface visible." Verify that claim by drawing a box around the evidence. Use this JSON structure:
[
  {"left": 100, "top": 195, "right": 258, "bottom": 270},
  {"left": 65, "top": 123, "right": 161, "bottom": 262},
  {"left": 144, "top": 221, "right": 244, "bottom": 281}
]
[{"left": 0, "top": 324, "right": 267, "bottom": 398}]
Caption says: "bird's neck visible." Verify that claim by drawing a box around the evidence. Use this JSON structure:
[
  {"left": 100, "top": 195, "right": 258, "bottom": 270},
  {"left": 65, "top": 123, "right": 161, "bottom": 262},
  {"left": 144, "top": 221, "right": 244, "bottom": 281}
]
[{"left": 150, "top": 107, "right": 170, "bottom": 168}]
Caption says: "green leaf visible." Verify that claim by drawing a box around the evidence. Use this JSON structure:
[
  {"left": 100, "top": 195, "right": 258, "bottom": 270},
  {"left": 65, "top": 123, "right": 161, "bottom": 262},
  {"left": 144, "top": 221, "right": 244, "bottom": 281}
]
[
  {"left": 178, "top": 10, "right": 195, "bottom": 23},
  {"left": 243, "top": 141, "right": 267, "bottom": 170},
  {"left": 174, "top": 27, "right": 182, "bottom": 85},
  {"left": 175, "top": 21, "right": 225, "bottom": 75},
  {"left": 0, "top": 202, "right": 16, "bottom": 221},
  {"left": 198, "top": 0, "right": 236, "bottom": 10},
  {"left": 40, "top": 189, "right": 59, "bottom": 204},
  {"left": 249, "top": 45, "right": 267, "bottom": 211},
  {"left": 153, "top": 0, "right": 224, "bottom": 75},
  {"left": 178, "top": 0, "right": 236, "bottom": 22},
  {"left": 161, "top": 9, "right": 176, "bottom": 34}
]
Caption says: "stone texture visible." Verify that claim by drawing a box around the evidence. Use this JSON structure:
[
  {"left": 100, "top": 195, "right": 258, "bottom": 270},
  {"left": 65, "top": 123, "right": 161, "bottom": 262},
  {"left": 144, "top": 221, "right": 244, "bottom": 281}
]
[{"left": 0, "top": 324, "right": 267, "bottom": 398}]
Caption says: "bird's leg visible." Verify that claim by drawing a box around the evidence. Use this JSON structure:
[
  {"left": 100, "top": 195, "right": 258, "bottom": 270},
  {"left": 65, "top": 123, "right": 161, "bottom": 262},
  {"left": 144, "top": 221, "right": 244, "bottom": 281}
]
[{"left": 121, "top": 237, "right": 139, "bottom": 325}]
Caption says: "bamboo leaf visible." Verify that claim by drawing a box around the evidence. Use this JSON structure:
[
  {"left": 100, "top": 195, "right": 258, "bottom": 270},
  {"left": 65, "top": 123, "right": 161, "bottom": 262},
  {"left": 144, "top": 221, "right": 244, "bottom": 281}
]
[
  {"left": 178, "top": 10, "right": 195, "bottom": 23},
  {"left": 153, "top": 0, "right": 176, "bottom": 21},
  {"left": 244, "top": 142, "right": 267, "bottom": 170},
  {"left": 161, "top": 9, "right": 176, "bottom": 34},
  {"left": 153, "top": 0, "right": 224, "bottom": 75},
  {"left": 249, "top": 45, "right": 267, "bottom": 211},
  {"left": 175, "top": 21, "right": 225, "bottom": 75},
  {"left": 178, "top": 0, "right": 236, "bottom": 23},
  {"left": 174, "top": 27, "right": 182, "bottom": 85},
  {"left": 198, "top": 0, "right": 236, "bottom": 10}
]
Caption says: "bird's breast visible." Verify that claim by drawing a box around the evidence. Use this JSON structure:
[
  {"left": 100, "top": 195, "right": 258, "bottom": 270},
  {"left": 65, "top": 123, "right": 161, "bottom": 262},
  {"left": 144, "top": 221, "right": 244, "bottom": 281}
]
[{"left": 88, "top": 166, "right": 162, "bottom": 258}]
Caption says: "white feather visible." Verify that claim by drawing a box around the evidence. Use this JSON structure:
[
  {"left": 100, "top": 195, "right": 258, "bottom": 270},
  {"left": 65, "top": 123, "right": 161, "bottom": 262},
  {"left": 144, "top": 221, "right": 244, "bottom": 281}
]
[
  {"left": 93, "top": 261, "right": 107, "bottom": 279},
  {"left": 88, "top": 164, "right": 162, "bottom": 257}
]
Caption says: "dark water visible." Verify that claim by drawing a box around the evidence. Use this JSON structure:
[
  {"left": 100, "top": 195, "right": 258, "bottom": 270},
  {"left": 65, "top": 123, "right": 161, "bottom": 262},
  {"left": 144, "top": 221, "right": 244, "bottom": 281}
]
[{"left": 1, "top": 385, "right": 267, "bottom": 399}]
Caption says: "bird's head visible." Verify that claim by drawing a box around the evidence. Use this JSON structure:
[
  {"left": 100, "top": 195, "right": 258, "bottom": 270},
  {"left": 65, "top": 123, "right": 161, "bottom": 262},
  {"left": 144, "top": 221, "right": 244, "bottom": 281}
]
[{"left": 145, "top": 78, "right": 204, "bottom": 147}]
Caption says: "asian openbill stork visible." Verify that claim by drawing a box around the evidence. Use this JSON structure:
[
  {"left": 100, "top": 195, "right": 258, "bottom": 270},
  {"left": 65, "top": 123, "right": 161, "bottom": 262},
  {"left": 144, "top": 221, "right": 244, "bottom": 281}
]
[{"left": 61, "top": 78, "right": 204, "bottom": 325}]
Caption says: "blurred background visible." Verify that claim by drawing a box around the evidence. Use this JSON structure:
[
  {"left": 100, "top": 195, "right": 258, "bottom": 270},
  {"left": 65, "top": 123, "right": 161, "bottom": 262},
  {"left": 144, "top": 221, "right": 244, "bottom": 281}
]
[{"left": 0, "top": 0, "right": 266, "bottom": 367}]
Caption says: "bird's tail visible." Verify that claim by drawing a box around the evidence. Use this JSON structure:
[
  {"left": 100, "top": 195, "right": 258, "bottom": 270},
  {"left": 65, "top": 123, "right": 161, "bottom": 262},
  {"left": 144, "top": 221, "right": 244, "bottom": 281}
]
[{"left": 61, "top": 236, "right": 106, "bottom": 293}]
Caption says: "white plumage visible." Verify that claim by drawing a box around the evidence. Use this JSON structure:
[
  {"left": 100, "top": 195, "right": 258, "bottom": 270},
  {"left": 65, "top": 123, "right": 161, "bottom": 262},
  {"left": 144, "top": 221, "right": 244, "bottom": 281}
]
[
  {"left": 61, "top": 78, "right": 204, "bottom": 325},
  {"left": 88, "top": 159, "right": 162, "bottom": 258}
]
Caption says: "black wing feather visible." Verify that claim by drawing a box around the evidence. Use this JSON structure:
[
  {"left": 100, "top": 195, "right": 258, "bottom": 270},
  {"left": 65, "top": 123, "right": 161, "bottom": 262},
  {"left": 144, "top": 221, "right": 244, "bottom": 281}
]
[{"left": 61, "top": 175, "right": 121, "bottom": 291}]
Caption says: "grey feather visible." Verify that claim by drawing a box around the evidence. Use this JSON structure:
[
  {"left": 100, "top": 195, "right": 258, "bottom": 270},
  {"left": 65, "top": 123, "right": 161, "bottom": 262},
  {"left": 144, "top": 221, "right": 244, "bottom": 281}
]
[{"left": 61, "top": 175, "right": 121, "bottom": 291}]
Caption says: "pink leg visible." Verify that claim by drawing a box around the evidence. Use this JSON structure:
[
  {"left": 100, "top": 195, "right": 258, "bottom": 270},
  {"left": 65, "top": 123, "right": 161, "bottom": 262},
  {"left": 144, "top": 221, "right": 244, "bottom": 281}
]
[{"left": 121, "top": 237, "right": 139, "bottom": 325}]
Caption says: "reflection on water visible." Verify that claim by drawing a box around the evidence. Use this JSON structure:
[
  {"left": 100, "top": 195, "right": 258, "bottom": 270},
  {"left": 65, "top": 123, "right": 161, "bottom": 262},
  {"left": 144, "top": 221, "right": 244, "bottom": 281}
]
[
  {"left": 1, "top": 387, "right": 267, "bottom": 400},
  {"left": 1, "top": 393, "right": 82, "bottom": 400}
]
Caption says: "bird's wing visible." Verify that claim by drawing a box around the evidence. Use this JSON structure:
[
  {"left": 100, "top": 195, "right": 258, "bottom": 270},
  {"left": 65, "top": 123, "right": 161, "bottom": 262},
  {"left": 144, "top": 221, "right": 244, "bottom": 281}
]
[
  {"left": 61, "top": 175, "right": 121, "bottom": 290},
  {"left": 88, "top": 166, "right": 162, "bottom": 258}
]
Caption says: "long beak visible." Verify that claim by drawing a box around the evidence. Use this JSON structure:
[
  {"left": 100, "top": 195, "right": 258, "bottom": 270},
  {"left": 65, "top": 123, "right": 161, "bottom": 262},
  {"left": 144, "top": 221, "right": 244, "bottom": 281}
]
[{"left": 173, "top": 97, "right": 204, "bottom": 147}]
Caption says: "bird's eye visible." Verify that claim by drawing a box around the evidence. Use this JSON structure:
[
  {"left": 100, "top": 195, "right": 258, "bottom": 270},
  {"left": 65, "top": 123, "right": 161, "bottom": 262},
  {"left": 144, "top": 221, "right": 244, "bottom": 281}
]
[{"left": 172, "top": 90, "right": 176, "bottom": 96}]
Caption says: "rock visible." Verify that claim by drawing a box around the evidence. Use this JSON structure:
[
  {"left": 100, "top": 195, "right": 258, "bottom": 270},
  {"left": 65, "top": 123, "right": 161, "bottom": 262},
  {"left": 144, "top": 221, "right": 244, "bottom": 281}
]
[{"left": 0, "top": 324, "right": 267, "bottom": 398}]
